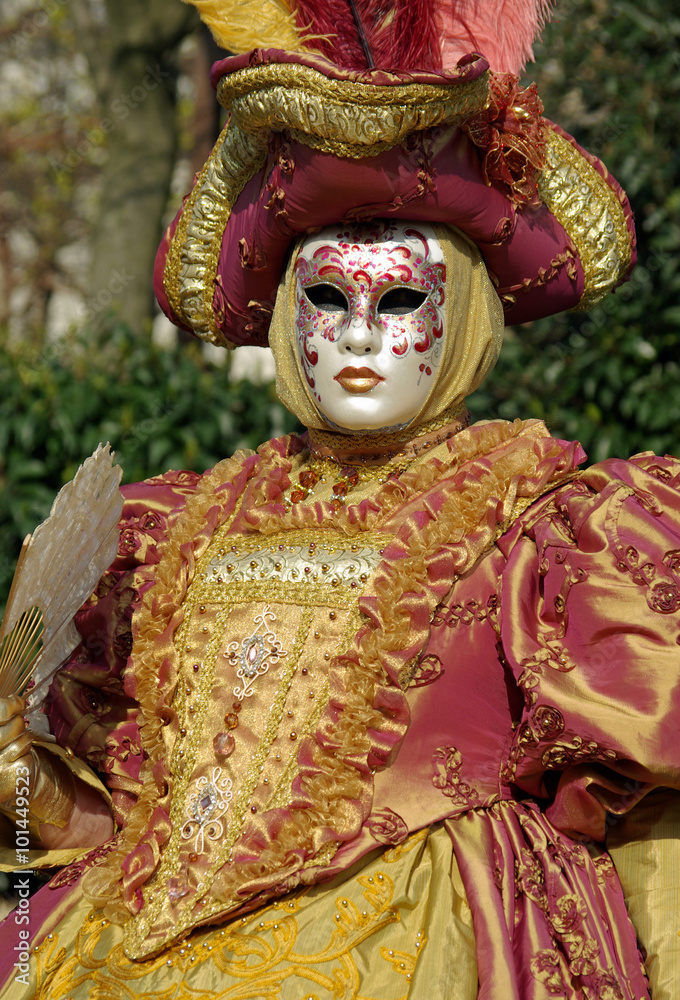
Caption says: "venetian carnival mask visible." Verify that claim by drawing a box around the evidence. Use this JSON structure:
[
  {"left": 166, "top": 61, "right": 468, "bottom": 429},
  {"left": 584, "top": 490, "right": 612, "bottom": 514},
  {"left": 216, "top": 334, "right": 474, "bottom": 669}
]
[{"left": 293, "top": 222, "right": 447, "bottom": 431}]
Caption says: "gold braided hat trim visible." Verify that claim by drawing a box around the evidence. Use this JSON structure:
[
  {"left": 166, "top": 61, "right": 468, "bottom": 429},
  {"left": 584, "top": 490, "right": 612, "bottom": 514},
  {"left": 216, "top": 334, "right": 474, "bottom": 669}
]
[
  {"left": 163, "top": 120, "right": 268, "bottom": 344},
  {"left": 218, "top": 61, "right": 491, "bottom": 153},
  {"left": 538, "top": 131, "right": 634, "bottom": 312}
]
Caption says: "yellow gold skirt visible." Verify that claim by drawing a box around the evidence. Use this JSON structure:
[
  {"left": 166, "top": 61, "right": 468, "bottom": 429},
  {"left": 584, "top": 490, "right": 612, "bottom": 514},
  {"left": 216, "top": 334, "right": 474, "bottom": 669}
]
[{"left": 24, "top": 826, "right": 477, "bottom": 1000}]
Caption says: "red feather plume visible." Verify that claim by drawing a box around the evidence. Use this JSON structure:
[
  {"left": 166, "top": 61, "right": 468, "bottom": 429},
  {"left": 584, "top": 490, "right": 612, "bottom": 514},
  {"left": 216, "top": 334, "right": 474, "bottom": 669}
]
[
  {"left": 294, "top": 0, "right": 442, "bottom": 71},
  {"left": 295, "top": 0, "right": 369, "bottom": 69},
  {"left": 375, "top": 0, "right": 443, "bottom": 70},
  {"left": 293, "top": 0, "right": 553, "bottom": 74},
  {"left": 436, "top": 0, "right": 554, "bottom": 73}
]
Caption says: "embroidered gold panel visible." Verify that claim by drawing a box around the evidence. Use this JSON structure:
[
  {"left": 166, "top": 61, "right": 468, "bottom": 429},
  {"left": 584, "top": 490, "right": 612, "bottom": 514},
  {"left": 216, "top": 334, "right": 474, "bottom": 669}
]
[{"left": 128, "top": 526, "right": 385, "bottom": 953}]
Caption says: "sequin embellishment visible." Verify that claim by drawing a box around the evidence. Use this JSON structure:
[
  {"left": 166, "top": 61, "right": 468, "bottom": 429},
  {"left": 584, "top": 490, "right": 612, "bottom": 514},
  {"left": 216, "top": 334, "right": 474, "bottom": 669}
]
[
  {"left": 181, "top": 767, "right": 234, "bottom": 854},
  {"left": 206, "top": 544, "right": 381, "bottom": 588},
  {"left": 225, "top": 605, "right": 287, "bottom": 701}
]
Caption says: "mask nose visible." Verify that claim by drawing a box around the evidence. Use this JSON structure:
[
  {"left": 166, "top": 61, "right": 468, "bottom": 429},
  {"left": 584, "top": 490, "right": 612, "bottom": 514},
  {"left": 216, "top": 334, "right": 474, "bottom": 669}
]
[{"left": 340, "top": 299, "right": 379, "bottom": 355}]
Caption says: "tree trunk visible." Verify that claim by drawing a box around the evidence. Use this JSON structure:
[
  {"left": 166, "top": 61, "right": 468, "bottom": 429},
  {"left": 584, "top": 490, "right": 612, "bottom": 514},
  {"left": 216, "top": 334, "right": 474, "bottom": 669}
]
[
  {"left": 189, "top": 26, "right": 224, "bottom": 180},
  {"left": 77, "top": 0, "right": 198, "bottom": 333}
]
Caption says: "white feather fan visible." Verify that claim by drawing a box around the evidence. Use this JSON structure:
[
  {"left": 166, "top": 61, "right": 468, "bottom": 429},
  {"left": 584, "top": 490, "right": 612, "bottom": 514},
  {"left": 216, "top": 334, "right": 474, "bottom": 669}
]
[{"left": 0, "top": 444, "right": 123, "bottom": 734}]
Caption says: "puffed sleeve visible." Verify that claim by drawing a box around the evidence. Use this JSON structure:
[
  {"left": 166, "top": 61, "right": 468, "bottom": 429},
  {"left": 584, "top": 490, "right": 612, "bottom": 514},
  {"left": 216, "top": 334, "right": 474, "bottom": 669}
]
[
  {"left": 46, "top": 469, "right": 201, "bottom": 828},
  {"left": 497, "top": 452, "right": 680, "bottom": 843}
]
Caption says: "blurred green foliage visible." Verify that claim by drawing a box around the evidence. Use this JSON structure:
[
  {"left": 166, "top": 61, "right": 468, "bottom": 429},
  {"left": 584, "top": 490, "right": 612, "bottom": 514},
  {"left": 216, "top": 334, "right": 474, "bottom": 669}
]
[
  {"left": 469, "top": 0, "right": 680, "bottom": 460},
  {"left": 0, "top": 325, "right": 299, "bottom": 603}
]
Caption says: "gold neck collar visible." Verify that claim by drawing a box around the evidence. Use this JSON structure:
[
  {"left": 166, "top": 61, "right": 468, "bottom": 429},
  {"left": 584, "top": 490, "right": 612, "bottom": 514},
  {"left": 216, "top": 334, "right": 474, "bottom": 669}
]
[{"left": 306, "top": 403, "right": 470, "bottom": 468}]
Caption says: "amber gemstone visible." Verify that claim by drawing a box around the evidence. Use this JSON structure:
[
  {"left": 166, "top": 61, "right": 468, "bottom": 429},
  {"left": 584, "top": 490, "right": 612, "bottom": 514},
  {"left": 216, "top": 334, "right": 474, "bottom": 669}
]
[
  {"left": 225, "top": 713, "right": 239, "bottom": 730},
  {"left": 330, "top": 498, "right": 344, "bottom": 511},
  {"left": 213, "top": 732, "right": 236, "bottom": 757},
  {"left": 299, "top": 469, "right": 319, "bottom": 489},
  {"left": 332, "top": 480, "right": 348, "bottom": 497},
  {"left": 290, "top": 489, "right": 307, "bottom": 504},
  {"left": 340, "top": 466, "right": 359, "bottom": 486},
  {"left": 188, "top": 853, "right": 198, "bottom": 863}
]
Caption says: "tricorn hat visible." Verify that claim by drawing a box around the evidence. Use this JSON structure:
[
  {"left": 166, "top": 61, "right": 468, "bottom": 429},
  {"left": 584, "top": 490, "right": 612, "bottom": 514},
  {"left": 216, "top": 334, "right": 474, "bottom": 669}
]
[{"left": 155, "top": 0, "right": 636, "bottom": 348}]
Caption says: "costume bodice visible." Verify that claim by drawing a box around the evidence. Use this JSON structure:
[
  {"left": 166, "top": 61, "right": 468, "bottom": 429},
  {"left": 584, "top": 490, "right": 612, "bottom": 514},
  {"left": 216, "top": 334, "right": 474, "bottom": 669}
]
[
  {"left": 47, "top": 420, "right": 585, "bottom": 957},
  {"left": 47, "top": 419, "right": 680, "bottom": 971}
]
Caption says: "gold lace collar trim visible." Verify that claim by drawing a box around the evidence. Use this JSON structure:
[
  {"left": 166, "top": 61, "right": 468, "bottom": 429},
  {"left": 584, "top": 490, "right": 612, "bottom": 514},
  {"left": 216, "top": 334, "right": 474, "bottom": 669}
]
[{"left": 307, "top": 404, "right": 469, "bottom": 467}]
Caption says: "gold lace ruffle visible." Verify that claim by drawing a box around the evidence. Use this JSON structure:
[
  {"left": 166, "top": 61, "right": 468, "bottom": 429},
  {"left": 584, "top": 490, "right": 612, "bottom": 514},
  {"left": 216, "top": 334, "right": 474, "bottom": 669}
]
[
  {"left": 306, "top": 405, "right": 469, "bottom": 466},
  {"left": 80, "top": 450, "right": 257, "bottom": 922}
]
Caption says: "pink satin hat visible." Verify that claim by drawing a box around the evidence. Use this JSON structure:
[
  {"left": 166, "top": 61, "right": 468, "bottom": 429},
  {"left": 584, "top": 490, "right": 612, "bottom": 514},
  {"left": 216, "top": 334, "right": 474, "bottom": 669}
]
[{"left": 155, "top": 48, "right": 636, "bottom": 348}]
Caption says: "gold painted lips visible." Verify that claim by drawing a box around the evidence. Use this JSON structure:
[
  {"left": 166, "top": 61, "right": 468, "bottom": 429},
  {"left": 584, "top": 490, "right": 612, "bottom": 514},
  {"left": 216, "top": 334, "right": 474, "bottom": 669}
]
[{"left": 334, "top": 367, "right": 384, "bottom": 394}]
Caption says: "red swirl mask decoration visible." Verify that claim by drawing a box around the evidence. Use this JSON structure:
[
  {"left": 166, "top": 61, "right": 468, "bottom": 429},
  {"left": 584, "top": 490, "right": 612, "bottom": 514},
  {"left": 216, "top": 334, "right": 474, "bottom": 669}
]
[{"left": 293, "top": 221, "right": 447, "bottom": 431}]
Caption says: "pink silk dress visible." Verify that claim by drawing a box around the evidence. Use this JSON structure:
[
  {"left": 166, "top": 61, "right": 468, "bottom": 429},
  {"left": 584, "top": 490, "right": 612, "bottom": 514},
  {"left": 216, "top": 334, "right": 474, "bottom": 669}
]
[{"left": 2, "top": 417, "right": 680, "bottom": 999}]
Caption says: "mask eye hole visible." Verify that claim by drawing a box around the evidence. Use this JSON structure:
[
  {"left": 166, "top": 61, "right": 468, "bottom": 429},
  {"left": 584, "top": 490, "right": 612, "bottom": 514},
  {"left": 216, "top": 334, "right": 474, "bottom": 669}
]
[
  {"left": 304, "top": 284, "right": 348, "bottom": 313},
  {"left": 378, "top": 288, "right": 428, "bottom": 315}
]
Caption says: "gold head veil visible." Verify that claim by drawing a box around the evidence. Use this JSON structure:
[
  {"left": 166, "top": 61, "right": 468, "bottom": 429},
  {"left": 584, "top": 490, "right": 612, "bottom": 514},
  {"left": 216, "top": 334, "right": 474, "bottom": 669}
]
[{"left": 269, "top": 224, "right": 504, "bottom": 434}]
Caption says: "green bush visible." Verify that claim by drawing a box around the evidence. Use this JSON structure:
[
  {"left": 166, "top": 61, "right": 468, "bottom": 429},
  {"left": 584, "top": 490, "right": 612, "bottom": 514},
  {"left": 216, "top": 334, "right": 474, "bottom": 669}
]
[
  {"left": 469, "top": 0, "right": 680, "bottom": 460},
  {"left": 0, "top": 324, "right": 300, "bottom": 605}
]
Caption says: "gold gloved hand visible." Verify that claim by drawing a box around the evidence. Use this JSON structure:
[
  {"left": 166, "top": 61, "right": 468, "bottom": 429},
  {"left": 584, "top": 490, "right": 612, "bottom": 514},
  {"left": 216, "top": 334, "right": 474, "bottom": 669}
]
[{"left": 0, "top": 695, "right": 76, "bottom": 840}]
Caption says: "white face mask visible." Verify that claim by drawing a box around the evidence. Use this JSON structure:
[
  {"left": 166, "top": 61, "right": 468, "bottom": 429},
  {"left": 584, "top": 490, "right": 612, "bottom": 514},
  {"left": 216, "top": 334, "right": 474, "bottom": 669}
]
[{"left": 293, "top": 222, "right": 446, "bottom": 432}]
